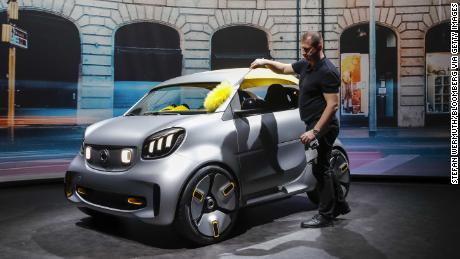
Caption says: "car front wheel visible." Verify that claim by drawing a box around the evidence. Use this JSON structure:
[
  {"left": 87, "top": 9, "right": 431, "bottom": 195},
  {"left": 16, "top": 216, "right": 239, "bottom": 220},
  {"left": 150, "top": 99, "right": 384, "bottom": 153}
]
[{"left": 174, "top": 165, "right": 239, "bottom": 245}]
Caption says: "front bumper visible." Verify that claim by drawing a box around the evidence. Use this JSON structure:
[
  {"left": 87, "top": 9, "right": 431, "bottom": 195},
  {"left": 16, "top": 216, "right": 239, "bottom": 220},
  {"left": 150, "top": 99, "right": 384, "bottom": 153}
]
[{"left": 65, "top": 152, "right": 197, "bottom": 225}]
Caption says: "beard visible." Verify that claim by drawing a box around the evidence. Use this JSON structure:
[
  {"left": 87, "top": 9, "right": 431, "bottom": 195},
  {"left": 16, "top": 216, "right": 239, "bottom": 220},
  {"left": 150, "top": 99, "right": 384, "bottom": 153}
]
[{"left": 305, "top": 50, "right": 321, "bottom": 65}]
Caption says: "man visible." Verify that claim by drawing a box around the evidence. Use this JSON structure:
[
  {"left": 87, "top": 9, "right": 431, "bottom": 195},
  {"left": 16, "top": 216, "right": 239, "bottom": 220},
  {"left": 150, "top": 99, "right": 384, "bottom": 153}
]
[{"left": 250, "top": 31, "right": 350, "bottom": 228}]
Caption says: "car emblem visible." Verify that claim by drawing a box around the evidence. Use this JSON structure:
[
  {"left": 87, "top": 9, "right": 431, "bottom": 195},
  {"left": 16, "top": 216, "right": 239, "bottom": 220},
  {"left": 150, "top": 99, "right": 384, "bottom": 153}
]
[{"left": 99, "top": 149, "right": 110, "bottom": 164}]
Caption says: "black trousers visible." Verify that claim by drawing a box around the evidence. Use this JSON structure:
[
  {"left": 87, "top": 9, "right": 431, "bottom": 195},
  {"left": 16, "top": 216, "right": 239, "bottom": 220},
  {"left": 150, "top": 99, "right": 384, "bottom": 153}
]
[{"left": 306, "top": 119, "right": 344, "bottom": 218}]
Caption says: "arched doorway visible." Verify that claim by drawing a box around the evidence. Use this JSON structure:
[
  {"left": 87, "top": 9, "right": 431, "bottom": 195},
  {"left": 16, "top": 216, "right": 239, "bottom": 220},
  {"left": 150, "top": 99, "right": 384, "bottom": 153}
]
[
  {"left": 0, "top": 11, "right": 81, "bottom": 124},
  {"left": 425, "top": 22, "right": 450, "bottom": 126},
  {"left": 340, "top": 23, "right": 398, "bottom": 127},
  {"left": 211, "top": 26, "right": 271, "bottom": 70},
  {"left": 114, "top": 22, "right": 182, "bottom": 116}
]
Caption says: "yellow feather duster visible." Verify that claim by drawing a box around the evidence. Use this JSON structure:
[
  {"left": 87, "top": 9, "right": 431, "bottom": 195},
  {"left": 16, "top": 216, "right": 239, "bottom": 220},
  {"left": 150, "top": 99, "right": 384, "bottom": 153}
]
[
  {"left": 160, "top": 104, "right": 190, "bottom": 112},
  {"left": 160, "top": 105, "right": 176, "bottom": 111},
  {"left": 204, "top": 81, "right": 233, "bottom": 112},
  {"left": 172, "top": 105, "right": 190, "bottom": 111}
]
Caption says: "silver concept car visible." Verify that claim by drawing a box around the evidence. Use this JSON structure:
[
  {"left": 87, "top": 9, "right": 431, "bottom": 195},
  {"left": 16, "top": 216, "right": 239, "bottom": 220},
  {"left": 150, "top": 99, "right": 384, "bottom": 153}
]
[{"left": 65, "top": 68, "right": 350, "bottom": 245}]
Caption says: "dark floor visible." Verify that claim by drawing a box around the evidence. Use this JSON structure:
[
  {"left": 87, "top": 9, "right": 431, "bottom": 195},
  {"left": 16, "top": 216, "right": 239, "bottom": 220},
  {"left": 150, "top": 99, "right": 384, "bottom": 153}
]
[{"left": 0, "top": 181, "right": 458, "bottom": 259}]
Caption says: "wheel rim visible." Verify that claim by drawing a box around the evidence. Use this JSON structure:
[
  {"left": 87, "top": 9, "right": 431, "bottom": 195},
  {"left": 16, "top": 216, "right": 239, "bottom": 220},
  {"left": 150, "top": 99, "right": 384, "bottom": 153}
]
[
  {"left": 190, "top": 171, "right": 237, "bottom": 238},
  {"left": 331, "top": 150, "right": 350, "bottom": 198}
]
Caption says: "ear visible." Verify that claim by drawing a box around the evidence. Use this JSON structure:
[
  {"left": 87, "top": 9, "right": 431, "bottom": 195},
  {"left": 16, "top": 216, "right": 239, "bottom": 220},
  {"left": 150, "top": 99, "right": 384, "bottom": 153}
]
[{"left": 317, "top": 44, "right": 323, "bottom": 52}]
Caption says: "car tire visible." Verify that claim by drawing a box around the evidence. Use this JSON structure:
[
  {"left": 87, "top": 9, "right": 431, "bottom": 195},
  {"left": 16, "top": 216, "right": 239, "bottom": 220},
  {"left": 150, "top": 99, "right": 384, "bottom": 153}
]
[
  {"left": 174, "top": 165, "right": 239, "bottom": 245},
  {"left": 307, "top": 148, "right": 350, "bottom": 205}
]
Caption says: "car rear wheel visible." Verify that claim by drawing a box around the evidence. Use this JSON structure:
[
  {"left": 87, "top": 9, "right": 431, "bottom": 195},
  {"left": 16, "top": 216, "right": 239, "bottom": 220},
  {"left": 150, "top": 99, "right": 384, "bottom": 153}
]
[
  {"left": 174, "top": 165, "right": 238, "bottom": 245},
  {"left": 307, "top": 148, "right": 350, "bottom": 205}
]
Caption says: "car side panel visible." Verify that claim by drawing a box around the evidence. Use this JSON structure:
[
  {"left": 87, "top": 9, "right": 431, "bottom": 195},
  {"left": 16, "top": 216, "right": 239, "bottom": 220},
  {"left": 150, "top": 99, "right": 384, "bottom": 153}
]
[
  {"left": 175, "top": 114, "right": 240, "bottom": 172},
  {"left": 273, "top": 109, "right": 308, "bottom": 185},
  {"left": 175, "top": 115, "right": 242, "bottom": 192},
  {"left": 234, "top": 114, "right": 280, "bottom": 195},
  {"left": 234, "top": 109, "right": 307, "bottom": 196}
]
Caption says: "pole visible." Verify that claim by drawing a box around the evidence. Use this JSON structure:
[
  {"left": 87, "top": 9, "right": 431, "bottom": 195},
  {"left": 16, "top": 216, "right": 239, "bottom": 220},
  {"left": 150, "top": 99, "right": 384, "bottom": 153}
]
[
  {"left": 321, "top": 0, "right": 325, "bottom": 48},
  {"left": 5, "top": 0, "right": 17, "bottom": 140},
  {"left": 3, "top": 0, "right": 26, "bottom": 139},
  {"left": 296, "top": 0, "right": 300, "bottom": 61},
  {"left": 7, "top": 46, "right": 15, "bottom": 128},
  {"left": 369, "top": 0, "right": 377, "bottom": 135}
]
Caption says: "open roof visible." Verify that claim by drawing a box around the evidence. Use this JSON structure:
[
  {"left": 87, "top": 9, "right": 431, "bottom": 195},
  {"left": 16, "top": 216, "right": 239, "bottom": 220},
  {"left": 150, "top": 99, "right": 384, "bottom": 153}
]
[{"left": 156, "top": 68, "right": 299, "bottom": 88}]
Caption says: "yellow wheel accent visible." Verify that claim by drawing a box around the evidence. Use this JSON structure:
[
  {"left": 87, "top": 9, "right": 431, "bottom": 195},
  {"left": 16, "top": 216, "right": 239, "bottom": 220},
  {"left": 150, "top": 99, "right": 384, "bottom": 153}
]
[
  {"left": 339, "top": 163, "right": 349, "bottom": 173},
  {"left": 211, "top": 220, "right": 219, "bottom": 238},
  {"left": 65, "top": 183, "right": 73, "bottom": 197},
  {"left": 76, "top": 187, "right": 86, "bottom": 195},
  {"left": 65, "top": 189, "right": 73, "bottom": 198},
  {"left": 192, "top": 189, "right": 204, "bottom": 202},
  {"left": 222, "top": 182, "right": 235, "bottom": 197}
]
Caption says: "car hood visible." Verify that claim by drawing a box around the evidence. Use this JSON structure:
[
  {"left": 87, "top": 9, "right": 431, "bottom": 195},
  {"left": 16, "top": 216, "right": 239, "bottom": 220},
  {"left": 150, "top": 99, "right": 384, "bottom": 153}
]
[{"left": 84, "top": 115, "right": 197, "bottom": 146}]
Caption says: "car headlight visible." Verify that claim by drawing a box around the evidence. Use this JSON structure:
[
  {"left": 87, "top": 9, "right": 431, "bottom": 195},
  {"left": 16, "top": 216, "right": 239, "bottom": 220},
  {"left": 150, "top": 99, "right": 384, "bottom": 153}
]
[
  {"left": 142, "top": 128, "right": 185, "bottom": 159},
  {"left": 85, "top": 146, "right": 92, "bottom": 160},
  {"left": 121, "top": 148, "right": 133, "bottom": 164}
]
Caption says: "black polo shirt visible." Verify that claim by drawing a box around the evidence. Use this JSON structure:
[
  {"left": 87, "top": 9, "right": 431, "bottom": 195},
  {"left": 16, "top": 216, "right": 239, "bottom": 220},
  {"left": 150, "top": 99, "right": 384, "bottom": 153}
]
[{"left": 291, "top": 57, "right": 340, "bottom": 124}]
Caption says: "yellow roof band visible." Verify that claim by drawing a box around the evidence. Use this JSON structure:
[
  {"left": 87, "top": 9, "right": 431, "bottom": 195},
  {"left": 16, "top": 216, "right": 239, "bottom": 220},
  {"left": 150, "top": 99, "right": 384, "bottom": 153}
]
[{"left": 240, "top": 68, "right": 299, "bottom": 88}]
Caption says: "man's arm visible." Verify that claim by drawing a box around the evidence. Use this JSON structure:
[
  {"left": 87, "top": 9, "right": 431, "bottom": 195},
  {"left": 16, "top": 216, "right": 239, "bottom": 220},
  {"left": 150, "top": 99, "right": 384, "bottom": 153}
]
[
  {"left": 313, "top": 93, "right": 339, "bottom": 133},
  {"left": 250, "top": 59, "right": 294, "bottom": 74},
  {"left": 300, "top": 93, "right": 339, "bottom": 144},
  {"left": 314, "top": 69, "right": 341, "bottom": 134}
]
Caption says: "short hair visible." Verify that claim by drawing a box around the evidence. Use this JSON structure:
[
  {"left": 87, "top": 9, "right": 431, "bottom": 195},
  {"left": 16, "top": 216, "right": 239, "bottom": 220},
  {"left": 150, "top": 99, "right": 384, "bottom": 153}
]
[{"left": 301, "top": 31, "right": 323, "bottom": 48}]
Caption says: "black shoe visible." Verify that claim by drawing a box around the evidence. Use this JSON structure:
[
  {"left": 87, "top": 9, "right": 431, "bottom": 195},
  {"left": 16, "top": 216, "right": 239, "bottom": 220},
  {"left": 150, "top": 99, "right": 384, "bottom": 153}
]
[
  {"left": 300, "top": 214, "right": 333, "bottom": 228},
  {"left": 333, "top": 202, "right": 351, "bottom": 218}
]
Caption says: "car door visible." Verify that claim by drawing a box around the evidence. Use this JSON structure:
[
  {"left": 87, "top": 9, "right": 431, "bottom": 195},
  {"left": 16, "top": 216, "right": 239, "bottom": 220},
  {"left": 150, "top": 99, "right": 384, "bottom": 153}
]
[
  {"left": 272, "top": 108, "right": 308, "bottom": 184},
  {"left": 234, "top": 85, "right": 306, "bottom": 197}
]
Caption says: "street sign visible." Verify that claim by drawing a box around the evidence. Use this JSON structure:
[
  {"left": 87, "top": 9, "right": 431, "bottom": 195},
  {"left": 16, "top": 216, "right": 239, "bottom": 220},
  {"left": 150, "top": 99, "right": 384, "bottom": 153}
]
[
  {"left": 1, "top": 24, "right": 27, "bottom": 48},
  {"left": 10, "top": 26, "right": 28, "bottom": 49}
]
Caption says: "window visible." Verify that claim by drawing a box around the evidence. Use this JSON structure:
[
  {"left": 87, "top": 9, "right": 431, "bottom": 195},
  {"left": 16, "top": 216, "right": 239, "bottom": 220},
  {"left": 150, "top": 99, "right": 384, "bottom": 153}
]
[
  {"left": 238, "top": 84, "right": 299, "bottom": 112},
  {"left": 426, "top": 72, "right": 450, "bottom": 113},
  {"left": 127, "top": 83, "right": 217, "bottom": 115},
  {"left": 211, "top": 26, "right": 271, "bottom": 70},
  {"left": 114, "top": 22, "right": 182, "bottom": 116},
  {"left": 426, "top": 23, "right": 451, "bottom": 114}
]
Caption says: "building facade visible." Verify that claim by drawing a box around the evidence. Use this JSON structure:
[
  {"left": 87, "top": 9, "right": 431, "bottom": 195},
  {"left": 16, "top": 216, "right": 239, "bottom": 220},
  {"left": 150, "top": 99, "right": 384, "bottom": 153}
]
[{"left": 0, "top": 0, "right": 453, "bottom": 127}]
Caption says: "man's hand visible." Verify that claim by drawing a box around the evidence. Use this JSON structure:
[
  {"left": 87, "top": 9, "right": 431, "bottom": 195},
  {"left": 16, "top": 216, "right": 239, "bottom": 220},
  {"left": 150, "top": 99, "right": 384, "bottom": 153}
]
[
  {"left": 250, "top": 58, "right": 267, "bottom": 69},
  {"left": 250, "top": 59, "right": 294, "bottom": 74},
  {"left": 300, "top": 130, "right": 316, "bottom": 145}
]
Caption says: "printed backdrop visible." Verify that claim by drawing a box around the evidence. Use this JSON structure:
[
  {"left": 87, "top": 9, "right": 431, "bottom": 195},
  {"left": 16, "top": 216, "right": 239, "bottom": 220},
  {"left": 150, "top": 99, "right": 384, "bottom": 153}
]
[{"left": 340, "top": 53, "right": 369, "bottom": 117}]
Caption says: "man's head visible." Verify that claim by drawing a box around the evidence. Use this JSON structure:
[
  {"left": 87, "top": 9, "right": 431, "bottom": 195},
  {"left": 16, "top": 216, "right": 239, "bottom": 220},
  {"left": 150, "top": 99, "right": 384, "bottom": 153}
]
[{"left": 301, "top": 31, "right": 323, "bottom": 64}]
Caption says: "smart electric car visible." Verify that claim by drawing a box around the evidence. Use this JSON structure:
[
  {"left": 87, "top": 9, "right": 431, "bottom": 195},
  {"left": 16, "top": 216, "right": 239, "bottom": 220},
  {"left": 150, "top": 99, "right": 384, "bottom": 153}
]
[{"left": 65, "top": 68, "right": 350, "bottom": 245}]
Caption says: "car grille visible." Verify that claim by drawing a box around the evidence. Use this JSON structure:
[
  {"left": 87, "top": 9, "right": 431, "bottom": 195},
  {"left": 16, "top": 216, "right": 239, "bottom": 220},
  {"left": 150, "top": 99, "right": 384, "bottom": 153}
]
[
  {"left": 76, "top": 186, "right": 146, "bottom": 211},
  {"left": 86, "top": 145, "right": 135, "bottom": 172}
]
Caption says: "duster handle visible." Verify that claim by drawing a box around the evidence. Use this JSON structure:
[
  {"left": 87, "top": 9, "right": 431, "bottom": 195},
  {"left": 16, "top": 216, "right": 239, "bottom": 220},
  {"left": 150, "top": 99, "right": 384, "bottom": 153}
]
[{"left": 235, "top": 68, "right": 253, "bottom": 87}]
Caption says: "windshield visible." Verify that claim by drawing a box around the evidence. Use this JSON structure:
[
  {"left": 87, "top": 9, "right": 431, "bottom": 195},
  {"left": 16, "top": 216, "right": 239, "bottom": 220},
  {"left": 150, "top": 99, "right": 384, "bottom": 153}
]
[{"left": 126, "top": 83, "right": 221, "bottom": 116}]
